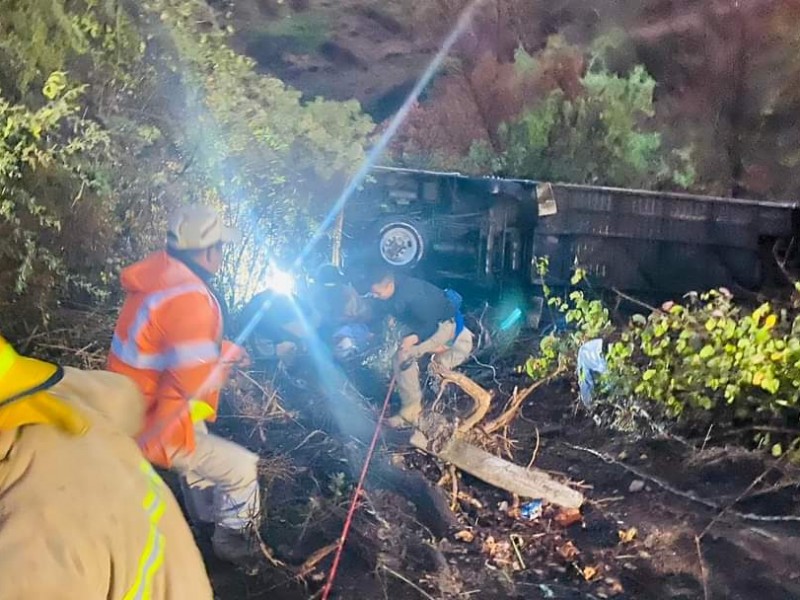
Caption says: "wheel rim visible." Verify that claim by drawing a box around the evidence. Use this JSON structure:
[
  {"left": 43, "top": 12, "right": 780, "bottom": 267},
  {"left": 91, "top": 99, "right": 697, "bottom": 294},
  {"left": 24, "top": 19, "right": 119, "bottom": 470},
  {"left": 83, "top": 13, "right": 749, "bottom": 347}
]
[{"left": 379, "top": 224, "right": 421, "bottom": 267}]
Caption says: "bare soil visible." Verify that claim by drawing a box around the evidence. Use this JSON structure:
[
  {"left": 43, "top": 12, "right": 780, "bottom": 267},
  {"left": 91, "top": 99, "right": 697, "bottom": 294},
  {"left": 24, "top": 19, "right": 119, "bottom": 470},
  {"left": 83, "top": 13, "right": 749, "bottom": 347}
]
[{"left": 197, "top": 360, "right": 800, "bottom": 600}]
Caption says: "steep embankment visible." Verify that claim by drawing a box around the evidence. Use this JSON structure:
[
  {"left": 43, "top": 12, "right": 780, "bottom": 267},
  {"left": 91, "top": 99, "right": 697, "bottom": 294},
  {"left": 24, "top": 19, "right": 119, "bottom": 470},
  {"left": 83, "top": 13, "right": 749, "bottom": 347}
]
[{"left": 228, "top": 0, "right": 435, "bottom": 120}]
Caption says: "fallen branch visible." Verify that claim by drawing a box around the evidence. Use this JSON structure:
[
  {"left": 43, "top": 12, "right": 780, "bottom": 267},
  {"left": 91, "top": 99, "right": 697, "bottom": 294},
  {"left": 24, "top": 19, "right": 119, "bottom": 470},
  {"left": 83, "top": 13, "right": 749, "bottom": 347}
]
[
  {"left": 297, "top": 542, "right": 339, "bottom": 579},
  {"left": 483, "top": 368, "right": 564, "bottom": 434},
  {"left": 235, "top": 368, "right": 290, "bottom": 418},
  {"left": 699, "top": 454, "right": 787, "bottom": 539},
  {"left": 565, "top": 443, "right": 800, "bottom": 523},
  {"left": 449, "top": 465, "right": 459, "bottom": 512},
  {"left": 255, "top": 527, "right": 287, "bottom": 569},
  {"left": 695, "top": 535, "right": 710, "bottom": 600},
  {"left": 414, "top": 432, "right": 584, "bottom": 508},
  {"left": 431, "top": 363, "right": 492, "bottom": 434},
  {"left": 526, "top": 426, "right": 541, "bottom": 470},
  {"left": 612, "top": 287, "right": 660, "bottom": 314},
  {"left": 381, "top": 565, "right": 437, "bottom": 600}
]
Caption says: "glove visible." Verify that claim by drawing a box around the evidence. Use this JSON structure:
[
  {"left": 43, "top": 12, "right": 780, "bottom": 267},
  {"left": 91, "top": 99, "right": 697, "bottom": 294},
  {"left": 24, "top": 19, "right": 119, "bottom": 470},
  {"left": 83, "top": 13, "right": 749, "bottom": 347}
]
[
  {"left": 188, "top": 399, "right": 215, "bottom": 423},
  {"left": 221, "top": 341, "right": 250, "bottom": 367}
]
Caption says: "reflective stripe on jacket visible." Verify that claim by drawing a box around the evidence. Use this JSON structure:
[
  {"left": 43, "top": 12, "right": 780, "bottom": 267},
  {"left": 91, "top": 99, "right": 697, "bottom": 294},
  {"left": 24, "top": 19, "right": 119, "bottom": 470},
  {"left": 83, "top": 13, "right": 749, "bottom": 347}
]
[
  {"left": 107, "top": 251, "right": 226, "bottom": 468},
  {"left": 0, "top": 368, "right": 213, "bottom": 600}
]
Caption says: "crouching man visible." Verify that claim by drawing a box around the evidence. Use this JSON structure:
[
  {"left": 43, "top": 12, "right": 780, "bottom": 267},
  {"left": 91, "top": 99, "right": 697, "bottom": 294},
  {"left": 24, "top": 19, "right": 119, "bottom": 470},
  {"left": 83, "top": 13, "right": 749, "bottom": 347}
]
[
  {"left": 365, "top": 267, "right": 474, "bottom": 428},
  {"left": 107, "top": 205, "right": 261, "bottom": 570},
  {"left": 0, "top": 336, "right": 213, "bottom": 599}
]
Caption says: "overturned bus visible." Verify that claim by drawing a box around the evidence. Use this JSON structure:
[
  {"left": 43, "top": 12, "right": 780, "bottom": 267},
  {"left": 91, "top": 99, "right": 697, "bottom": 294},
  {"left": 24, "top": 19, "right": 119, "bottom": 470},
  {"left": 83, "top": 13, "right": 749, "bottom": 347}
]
[{"left": 340, "top": 166, "right": 799, "bottom": 301}]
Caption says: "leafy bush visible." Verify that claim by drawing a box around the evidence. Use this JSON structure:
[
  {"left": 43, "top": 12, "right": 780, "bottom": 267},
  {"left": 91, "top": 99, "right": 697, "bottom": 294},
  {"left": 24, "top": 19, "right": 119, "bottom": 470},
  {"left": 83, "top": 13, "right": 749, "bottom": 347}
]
[
  {"left": 492, "top": 63, "right": 695, "bottom": 189},
  {"left": 147, "top": 0, "right": 374, "bottom": 304},
  {"left": 0, "top": 72, "right": 108, "bottom": 306},
  {"left": 523, "top": 262, "right": 800, "bottom": 455},
  {"left": 522, "top": 258, "right": 611, "bottom": 379},
  {"left": 602, "top": 290, "right": 800, "bottom": 422},
  {"left": 0, "top": 0, "right": 374, "bottom": 326}
]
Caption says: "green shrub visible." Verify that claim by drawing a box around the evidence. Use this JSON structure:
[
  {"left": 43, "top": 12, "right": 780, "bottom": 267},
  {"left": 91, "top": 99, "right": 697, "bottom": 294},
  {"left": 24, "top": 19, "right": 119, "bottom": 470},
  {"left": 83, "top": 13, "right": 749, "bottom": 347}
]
[
  {"left": 603, "top": 289, "right": 800, "bottom": 422},
  {"left": 496, "top": 64, "right": 695, "bottom": 189},
  {"left": 256, "top": 13, "right": 331, "bottom": 54},
  {"left": 0, "top": 72, "right": 108, "bottom": 308},
  {"left": 522, "top": 258, "right": 611, "bottom": 379},
  {"left": 523, "top": 261, "right": 800, "bottom": 456}
]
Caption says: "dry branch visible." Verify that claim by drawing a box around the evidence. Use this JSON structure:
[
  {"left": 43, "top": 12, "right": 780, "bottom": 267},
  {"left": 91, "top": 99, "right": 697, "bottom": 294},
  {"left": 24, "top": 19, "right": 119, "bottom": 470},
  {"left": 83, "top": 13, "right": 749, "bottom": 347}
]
[
  {"left": 381, "top": 565, "right": 437, "bottom": 600},
  {"left": 695, "top": 535, "right": 711, "bottom": 600},
  {"left": 296, "top": 542, "right": 339, "bottom": 578},
  {"left": 412, "top": 432, "right": 584, "bottom": 508},
  {"left": 483, "top": 368, "right": 564, "bottom": 434},
  {"left": 566, "top": 443, "right": 800, "bottom": 523},
  {"left": 431, "top": 362, "right": 492, "bottom": 434}
]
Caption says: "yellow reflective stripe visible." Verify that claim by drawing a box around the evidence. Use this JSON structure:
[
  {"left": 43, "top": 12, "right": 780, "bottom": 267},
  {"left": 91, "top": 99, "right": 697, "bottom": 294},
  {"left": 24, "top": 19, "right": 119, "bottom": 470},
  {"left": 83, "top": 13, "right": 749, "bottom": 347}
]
[
  {"left": 123, "top": 462, "right": 167, "bottom": 600},
  {"left": 0, "top": 344, "right": 17, "bottom": 381}
]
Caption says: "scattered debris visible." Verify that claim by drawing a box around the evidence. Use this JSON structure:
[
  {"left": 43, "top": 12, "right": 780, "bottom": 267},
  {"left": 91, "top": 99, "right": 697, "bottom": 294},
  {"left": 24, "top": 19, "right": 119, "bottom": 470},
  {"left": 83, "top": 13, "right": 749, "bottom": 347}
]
[
  {"left": 555, "top": 507, "right": 583, "bottom": 527},
  {"left": 509, "top": 534, "right": 527, "bottom": 569},
  {"left": 557, "top": 540, "right": 580, "bottom": 561},
  {"left": 454, "top": 530, "right": 475, "bottom": 543},
  {"left": 582, "top": 564, "right": 600, "bottom": 581},
  {"left": 482, "top": 536, "right": 522, "bottom": 570},
  {"left": 629, "top": 480, "right": 646, "bottom": 493},
  {"left": 618, "top": 527, "right": 638, "bottom": 544},
  {"left": 520, "top": 499, "right": 543, "bottom": 520}
]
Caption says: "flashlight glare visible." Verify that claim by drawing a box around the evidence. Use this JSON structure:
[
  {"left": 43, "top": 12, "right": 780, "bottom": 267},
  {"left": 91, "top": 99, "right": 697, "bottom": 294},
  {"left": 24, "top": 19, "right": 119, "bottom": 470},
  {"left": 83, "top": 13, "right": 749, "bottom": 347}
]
[{"left": 265, "top": 267, "right": 296, "bottom": 296}]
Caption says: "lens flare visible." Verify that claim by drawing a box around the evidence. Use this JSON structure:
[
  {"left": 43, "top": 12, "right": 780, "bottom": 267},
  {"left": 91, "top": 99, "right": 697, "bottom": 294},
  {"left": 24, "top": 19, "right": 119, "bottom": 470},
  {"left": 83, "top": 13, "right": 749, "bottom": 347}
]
[{"left": 264, "top": 266, "right": 296, "bottom": 296}]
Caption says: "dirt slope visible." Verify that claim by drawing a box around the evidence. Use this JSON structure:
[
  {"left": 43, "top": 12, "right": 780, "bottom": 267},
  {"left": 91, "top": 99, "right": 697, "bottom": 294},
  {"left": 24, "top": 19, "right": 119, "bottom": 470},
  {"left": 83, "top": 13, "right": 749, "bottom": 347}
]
[
  {"left": 229, "top": 0, "right": 436, "bottom": 119},
  {"left": 202, "top": 363, "right": 800, "bottom": 600}
]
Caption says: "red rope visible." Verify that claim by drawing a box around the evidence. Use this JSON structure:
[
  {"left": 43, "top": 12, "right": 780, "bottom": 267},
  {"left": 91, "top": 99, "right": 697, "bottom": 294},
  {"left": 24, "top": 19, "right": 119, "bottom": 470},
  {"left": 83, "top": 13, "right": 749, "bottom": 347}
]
[{"left": 321, "top": 375, "right": 397, "bottom": 600}]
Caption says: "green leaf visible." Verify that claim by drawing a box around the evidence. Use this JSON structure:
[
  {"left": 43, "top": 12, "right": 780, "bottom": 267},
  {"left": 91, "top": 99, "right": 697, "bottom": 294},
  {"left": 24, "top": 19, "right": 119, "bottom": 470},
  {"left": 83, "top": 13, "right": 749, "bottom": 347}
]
[
  {"left": 699, "top": 345, "right": 715, "bottom": 359},
  {"left": 42, "top": 71, "right": 68, "bottom": 100},
  {"left": 772, "top": 443, "right": 783, "bottom": 458}
]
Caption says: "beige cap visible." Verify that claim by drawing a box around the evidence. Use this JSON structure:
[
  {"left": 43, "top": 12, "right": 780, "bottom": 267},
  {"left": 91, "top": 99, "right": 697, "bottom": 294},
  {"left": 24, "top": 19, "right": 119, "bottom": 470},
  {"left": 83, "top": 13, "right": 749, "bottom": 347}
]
[{"left": 166, "top": 205, "right": 242, "bottom": 250}]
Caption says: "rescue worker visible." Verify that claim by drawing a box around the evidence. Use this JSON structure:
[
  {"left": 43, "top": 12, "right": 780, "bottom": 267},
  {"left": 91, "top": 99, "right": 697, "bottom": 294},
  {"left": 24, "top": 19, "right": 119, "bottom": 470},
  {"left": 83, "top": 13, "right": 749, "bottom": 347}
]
[
  {"left": 309, "top": 264, "right": 375, "bottom": 359},
  {"left": 0, "top": 336, "right": 213, "bottom": 599},
  {"left": 365, "top": 266, "right": 474, "bottom": 427},
  {"left": 238, "top": 288, "right": 312, "bottom": 363},
  {"left": 107, "top": 205, "right": 261, "bottom": 569},
  {"left": 239, "top": 264, "right": 374, "bottom": 363}
]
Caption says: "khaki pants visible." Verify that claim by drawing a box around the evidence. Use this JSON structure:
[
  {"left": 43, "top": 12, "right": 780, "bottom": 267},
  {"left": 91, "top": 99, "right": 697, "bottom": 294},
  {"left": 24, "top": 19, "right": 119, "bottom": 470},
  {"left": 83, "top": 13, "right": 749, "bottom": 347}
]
[
  {"left": 394, "top": 321, "right": 474, "bottom": 416},
  {"left": 171, "top": 422, "right": 260, "bottom": 531}
]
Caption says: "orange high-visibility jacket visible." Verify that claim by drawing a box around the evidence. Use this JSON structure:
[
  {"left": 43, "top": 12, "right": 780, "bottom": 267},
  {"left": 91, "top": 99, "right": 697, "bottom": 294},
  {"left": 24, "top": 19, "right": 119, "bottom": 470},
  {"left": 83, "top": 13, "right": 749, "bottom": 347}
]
[{"left": 108, "top": 250, "right": 231, "bottom": 468}]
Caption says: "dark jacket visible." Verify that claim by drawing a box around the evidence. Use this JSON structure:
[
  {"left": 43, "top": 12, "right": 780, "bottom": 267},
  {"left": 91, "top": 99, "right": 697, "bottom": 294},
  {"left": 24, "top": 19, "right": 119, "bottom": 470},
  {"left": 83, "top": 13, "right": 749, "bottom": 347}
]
[{"left": 384, "top": 276, "right": 455, "bottom": 340}]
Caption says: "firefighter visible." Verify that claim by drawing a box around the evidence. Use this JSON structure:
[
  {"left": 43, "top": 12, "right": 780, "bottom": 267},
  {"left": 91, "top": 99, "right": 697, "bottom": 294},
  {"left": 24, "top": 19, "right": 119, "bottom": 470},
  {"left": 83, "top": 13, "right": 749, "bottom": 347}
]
[
  {"left": 107, "top": 205, "right": 261, "bottom": 569},
  {"left": 0, "top": 336, "right": 213, "bottom": 599},
  {"left": 364, "top": 266, "right": 474, "bottom": 427}
]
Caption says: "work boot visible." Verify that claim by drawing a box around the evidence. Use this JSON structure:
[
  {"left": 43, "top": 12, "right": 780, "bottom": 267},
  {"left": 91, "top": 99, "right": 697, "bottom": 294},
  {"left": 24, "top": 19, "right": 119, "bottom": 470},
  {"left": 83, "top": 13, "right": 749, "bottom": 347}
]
[{"left": 212, "top": 527, "right": 262, "bottom": 575}]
